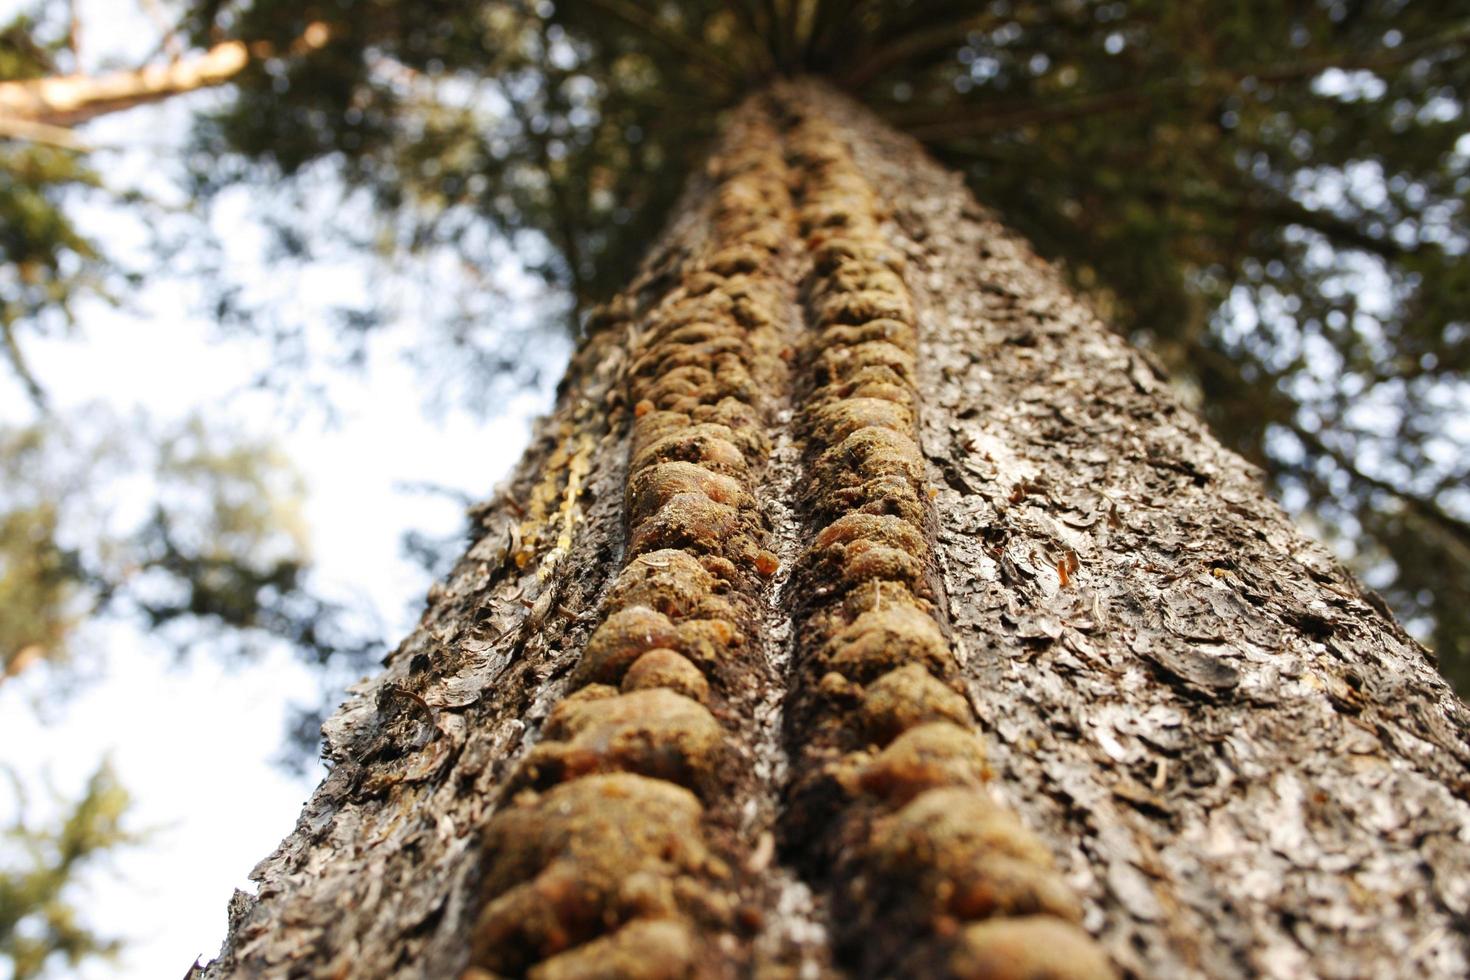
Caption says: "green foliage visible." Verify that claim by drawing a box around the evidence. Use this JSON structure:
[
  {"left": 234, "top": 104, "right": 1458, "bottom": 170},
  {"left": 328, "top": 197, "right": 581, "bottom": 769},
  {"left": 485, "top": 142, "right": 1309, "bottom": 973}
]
[
  {"left": 0, "top": 9, "right": 113, "bottom": 406},
  {"left": 182, "top": 0, "right": 720, "bottom": 318},
  {"left": 0, "top": 764, "right": 134, "bottom": 980},
  {"left": 0, "top": 410, "right": 379, "bottom": 694},
  {"left": 0, "top": 497, "right": 76, "bottom": 682}
]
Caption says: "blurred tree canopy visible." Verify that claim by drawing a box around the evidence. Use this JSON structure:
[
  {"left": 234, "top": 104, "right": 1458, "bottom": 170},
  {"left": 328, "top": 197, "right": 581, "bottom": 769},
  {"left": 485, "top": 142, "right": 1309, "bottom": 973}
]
[
  {"left": 2, "top": 4, "right": 1467, "bottom": 682},
  {"left": 0, "top": 409, "right": 380, "bottom": 685},
  {"left": 0, "top": 763, "right": 134, "bottom": 980},
  {"left": 0, "top": 4, "right": 384, "bottom": 726},
  {"left": 0, "top": 9, "right": 123, "bottom": 407}
]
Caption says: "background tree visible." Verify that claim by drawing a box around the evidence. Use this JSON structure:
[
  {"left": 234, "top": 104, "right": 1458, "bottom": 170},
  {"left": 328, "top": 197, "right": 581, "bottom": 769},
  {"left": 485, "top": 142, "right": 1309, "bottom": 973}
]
[
  {"left": 0, "top": 404, "right": 382, "bottom": 977},
  {"left": 0, "top": 4, "right": 384, "bottom": 726},
  {"left": 1, "top": 10, "right": 388, "bottom": 974},
  {"left": 0, "top": 7, "right": 118, "bottom": 406},
  {"left": 0, "top": 410, "right": 381, "bottom": 692},
  {"left": 0, "top": 763, "right": 133, "bottom": 980}
]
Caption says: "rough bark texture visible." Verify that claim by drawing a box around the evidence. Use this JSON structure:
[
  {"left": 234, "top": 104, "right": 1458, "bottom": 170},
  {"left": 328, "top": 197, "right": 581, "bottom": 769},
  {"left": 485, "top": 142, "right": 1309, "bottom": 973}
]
[{"left": 202, "top": 80, "right": 1470, "bottom": 979}]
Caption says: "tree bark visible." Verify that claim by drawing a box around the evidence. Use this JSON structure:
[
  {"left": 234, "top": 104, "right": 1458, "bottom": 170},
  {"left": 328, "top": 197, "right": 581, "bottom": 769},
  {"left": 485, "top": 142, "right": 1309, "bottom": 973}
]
[{"left": 201, "top": 80, "right": 1470, "bottom": 979}]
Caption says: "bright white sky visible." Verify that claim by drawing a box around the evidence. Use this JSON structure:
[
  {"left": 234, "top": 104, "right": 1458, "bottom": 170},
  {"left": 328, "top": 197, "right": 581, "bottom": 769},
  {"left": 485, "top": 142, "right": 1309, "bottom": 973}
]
[{"left": 0, "top": 3, "right": 570, "bottom": 976}]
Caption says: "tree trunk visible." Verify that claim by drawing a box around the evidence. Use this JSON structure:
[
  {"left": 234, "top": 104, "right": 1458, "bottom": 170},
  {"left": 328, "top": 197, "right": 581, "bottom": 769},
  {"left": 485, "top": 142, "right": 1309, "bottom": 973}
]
[{"left": 201, "top": 80, "right": 1470, "bottom": 979}]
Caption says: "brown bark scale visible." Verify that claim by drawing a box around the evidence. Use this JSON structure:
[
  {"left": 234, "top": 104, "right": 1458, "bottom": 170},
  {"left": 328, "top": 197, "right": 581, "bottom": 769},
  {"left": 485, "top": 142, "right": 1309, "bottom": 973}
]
[{"left": 201, "top": 81, "right": 1470, "bottom": 979}]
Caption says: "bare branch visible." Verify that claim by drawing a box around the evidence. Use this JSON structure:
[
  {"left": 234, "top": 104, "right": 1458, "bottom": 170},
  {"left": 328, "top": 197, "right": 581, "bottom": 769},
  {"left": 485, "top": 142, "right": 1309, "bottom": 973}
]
[
  {"left": 1293, "top": 422, "right": 1470, "bottom": 558},
  {"left": 1, "top": 644, "right": 48, "bottom": 685},
  {"left": 0, "top": 115, "right": 90, "bottom": 149},
  {"left": 0, "top": 22, "right": 332, "bottom": 130},
  {"left": 841, "top": 11, "right": 999, "bottom": 89},
  {"left": 66, "top": 0, "right": 82, "bottom": 66},
  {"left": 2, "top": 319, "right": 48, "bottom": 410},
  {"left": 139, "top": 0, "right": 186, "bottom": 62},
  {"left": 901, "top": 86, "right": 1151, "bottom": 141},
  {"left": 581, "top": 0, "right": 742, "bottom": 92}
]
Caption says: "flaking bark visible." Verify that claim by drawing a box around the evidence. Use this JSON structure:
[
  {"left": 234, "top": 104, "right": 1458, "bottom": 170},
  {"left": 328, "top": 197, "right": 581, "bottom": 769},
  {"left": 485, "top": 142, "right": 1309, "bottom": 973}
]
[{"left": 202, "top": 80, "right": 1470, "bottom": 979}]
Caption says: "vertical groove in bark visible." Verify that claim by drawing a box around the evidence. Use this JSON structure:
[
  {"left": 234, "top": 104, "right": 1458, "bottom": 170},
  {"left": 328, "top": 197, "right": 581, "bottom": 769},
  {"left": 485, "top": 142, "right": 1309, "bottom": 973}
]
[
  {"left": 746, "top": 230, "right": 835, "bottom": 974},
  {"left": 466, "top": 98, "right": 815, "bottom": 977},
  {"left": 770, "top": 85, "right": 1115, "bottom": 978}
]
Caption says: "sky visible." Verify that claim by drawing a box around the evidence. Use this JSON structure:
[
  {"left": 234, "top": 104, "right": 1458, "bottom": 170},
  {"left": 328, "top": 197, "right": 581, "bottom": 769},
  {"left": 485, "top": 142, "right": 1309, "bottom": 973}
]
[{"left": 0, "top": 2, "right": 571, "bottom": 976}]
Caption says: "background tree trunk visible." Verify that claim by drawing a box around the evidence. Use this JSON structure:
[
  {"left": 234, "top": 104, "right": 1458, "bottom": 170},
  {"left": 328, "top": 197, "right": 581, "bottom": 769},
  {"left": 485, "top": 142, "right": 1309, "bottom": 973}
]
[{"left": 201, "top": 80, "right": 1470, "bottom": 979}]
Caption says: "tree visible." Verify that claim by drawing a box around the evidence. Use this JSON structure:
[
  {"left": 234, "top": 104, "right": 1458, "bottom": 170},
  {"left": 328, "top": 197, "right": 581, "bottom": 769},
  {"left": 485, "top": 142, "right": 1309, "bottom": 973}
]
[
  {"left": 0, "top": 6, "right": 386, "bottom": 746},
  {"left": 8, "top": 4, "right": 1469, "bottom": 681},
  {"left": 196, "top": 74, "right": 1470, "bottom": 977},
  {"left": 5, "top": 1, "right": 1467, "bottom": 975},
  {"left": 0, "top": 3, "right": 340, "bottom": 407},
  {"left": 0, "top": 406, "right": 384, "bottom": 738},
  {"left": 0, "top": 22, "right": 330, "bottom": 136},
  {"left": 1, "top": 764, "right": 134, "bottom": 980},
  {"left": 163, "top": 0, "right": 1470, "bottom": 690}
]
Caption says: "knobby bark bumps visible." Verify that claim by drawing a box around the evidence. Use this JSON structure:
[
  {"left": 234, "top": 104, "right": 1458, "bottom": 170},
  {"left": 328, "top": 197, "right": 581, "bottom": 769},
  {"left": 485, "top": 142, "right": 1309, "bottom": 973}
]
[
  {"left": 469, "top": 103, "right": 795, "bottom": 977},
  {"left": 463, "top": 90, "right": 1113, "bottom": 978},
  {"left": 777, "top": 108, "right": 1111, "bottom": 978},
  {"left": 202, "top": 81, "right": 1470, "bottom": 979}
]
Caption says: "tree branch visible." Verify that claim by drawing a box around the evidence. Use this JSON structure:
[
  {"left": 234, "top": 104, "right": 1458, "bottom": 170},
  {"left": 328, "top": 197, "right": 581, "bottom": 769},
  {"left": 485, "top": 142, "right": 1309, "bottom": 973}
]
[
  {"left": 897, "top": 22, "right": 1470, "bottom": 142},
  {"left": 900, "top": 86, "right": 1152, "bottom": 141},
  {"left": 1248, "top": 197, "right": 1417, "bottom": 260},
  {"left": 66, "top": 0, "right": 83, "bottom": 66},
  {"left": 727, "top": 0, "right": 777, "bottom": 76},
  {"left": 0, "top": 116, "right": 90, "bottom": 149},
  {"left": 139, "top": 0, "right": 186, "bottom": 63},
  {"left": 580, "top": 0, "right": 743, "bottom": 92},
  {"left": 1165, "top": 183, "right": 1421, "bottom": 261},
  {"left": 2, "top": 319, "right": 49, "bottom": 410},
  {"left": 1, "top": 643, "right": 47, "bottom": 684},
  {"left": 840, "top": 11, "right": 999, "bottom": 89},
  {"left": 1293, "top": 422, "right": 1470, "bottom": 558},
  {"left": 0, "top": 23, "right": 332, "bottom": 130}
]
